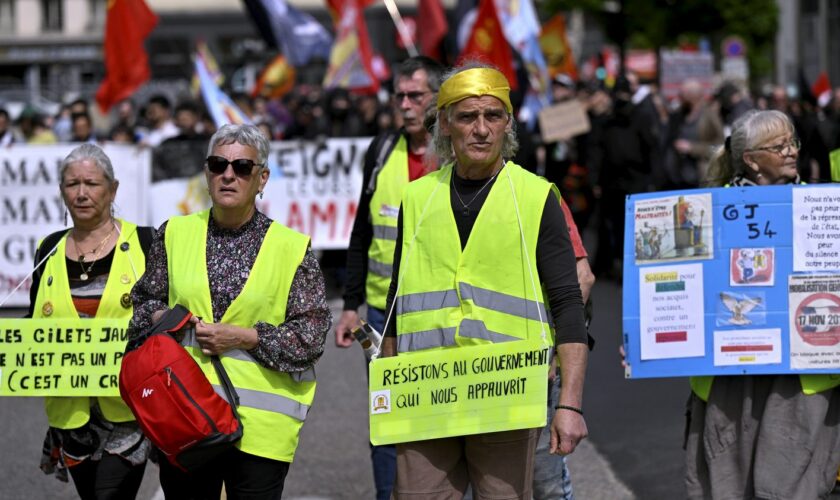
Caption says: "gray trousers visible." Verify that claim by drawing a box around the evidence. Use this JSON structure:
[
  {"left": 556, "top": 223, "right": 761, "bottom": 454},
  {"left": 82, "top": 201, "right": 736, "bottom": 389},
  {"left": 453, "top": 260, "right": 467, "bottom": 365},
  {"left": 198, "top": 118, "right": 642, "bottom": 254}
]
[{"left": 685, "top": 375, "right": 840, "bottom": 499}]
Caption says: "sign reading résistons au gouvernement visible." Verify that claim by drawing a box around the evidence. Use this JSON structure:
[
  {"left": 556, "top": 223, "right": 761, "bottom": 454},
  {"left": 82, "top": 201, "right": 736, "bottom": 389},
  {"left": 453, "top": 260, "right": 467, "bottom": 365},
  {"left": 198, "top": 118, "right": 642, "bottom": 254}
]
[{"left": 369, "top": 340, "right": 551, "bottom": 445}]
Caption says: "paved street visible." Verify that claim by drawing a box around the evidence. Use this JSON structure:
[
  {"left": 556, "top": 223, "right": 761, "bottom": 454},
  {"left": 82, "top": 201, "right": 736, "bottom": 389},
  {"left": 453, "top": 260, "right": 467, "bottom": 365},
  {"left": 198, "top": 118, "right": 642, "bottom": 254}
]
[{"left": 0, "top": 280, "right": 690, "bottom": 499}]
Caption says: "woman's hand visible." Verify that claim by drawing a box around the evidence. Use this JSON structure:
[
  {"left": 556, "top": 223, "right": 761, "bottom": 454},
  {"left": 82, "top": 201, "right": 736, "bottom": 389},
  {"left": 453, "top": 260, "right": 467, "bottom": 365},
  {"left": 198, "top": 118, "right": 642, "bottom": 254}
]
[{"left": 192, "top": 317, "right": 259, "bottom": 356}]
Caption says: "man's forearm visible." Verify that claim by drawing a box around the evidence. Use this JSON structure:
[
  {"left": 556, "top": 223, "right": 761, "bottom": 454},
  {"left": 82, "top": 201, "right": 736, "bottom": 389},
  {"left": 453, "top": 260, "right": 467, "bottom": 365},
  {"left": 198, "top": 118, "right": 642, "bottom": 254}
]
[{"left": 556, "top": 342, "right": 587, "bottom": 408}]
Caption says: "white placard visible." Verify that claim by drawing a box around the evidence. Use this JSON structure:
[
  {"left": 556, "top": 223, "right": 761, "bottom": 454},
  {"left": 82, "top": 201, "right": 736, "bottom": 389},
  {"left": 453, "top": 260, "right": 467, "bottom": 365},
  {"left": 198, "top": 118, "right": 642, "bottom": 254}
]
[
  {"left": 792, "top": 187, "right": 840, "bottom": 272},
  {"left": 713, "top": 328, "right": 781, "bottom": 366},
  {"left": 639, "top": 263, "right": 706, "bottom": 360}
]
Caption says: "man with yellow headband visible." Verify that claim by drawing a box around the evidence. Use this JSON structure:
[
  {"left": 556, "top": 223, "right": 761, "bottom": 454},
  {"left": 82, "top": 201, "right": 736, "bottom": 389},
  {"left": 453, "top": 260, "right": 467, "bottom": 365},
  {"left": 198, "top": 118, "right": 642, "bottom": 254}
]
[{"left": 380, "top": 63, "right": 589, "bottom": 499}]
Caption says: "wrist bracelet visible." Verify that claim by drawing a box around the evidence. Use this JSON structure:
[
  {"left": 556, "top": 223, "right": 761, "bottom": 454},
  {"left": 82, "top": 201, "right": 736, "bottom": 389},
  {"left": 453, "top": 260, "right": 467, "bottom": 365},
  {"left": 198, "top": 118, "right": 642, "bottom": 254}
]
[{"left": 555, "top": 404, "right": 584, "bottom": 416}]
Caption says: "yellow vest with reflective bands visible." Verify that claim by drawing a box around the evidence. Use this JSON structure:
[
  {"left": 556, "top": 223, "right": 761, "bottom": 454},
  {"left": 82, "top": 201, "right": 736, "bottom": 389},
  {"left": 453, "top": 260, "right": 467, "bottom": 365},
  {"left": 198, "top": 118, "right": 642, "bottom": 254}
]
[
  {"left": 33, "top": 220, "right": 144, "bottom": 429},
  {"left": 165, "top": 210, "right": 314, "bottom": 462},
  {"left": 396, "top": 162, "right": 553, "bottom": 353},
  {"left": 366, "top": 136, "right": 409, "bottom": 309}
]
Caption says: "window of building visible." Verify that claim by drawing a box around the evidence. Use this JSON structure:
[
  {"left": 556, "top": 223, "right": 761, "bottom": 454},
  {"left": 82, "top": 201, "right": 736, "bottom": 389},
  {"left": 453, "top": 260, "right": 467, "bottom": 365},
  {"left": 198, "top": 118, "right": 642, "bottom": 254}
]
[
  {"left": 87, "top": 0, "right": 106, "bottom": 30},
  {"left": 41, "top": 0, "right": 63, "bottom": 32},
  {"left": 0, "top": 0, "right": 15, "bottom": 34}
]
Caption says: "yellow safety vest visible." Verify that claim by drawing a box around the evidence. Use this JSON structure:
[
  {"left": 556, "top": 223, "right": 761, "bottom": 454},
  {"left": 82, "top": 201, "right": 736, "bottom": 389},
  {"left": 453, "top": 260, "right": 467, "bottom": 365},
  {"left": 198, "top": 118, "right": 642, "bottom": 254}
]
[
  {"left": 692, "top": 180, "right": 839, "bottom": 401},
  {"left": 165, "top": 209, "right": 315, "bottom": 462},
  {"left": 33, "top": 220, "right": 144, "bottom": 429},
  {"left": 396, "top": 162, "right": 553, "bottom": 352},
  {"left": 366, "top": 136, "right": 409, "bottom": 309}
]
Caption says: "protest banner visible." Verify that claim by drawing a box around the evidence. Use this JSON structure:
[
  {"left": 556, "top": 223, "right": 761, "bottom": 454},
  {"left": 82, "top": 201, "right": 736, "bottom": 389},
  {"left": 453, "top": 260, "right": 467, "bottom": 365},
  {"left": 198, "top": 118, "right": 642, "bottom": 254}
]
[
  {"left": 150, "top": 137, "right": 371, "bottom": 250},
  {"left": 369, "top": 340, "right": 550, "bottom": 445},
  {"left": 537, "top": 99, "right": 591, "bottom": 143},
  {"left": 0, "top": 318, "right": 129, "bottom": 396},
  {"left": 624, "top": 185, "right": 840, "bottom": 378},
  {"left": 0, "top": 145, "right": 150, "bottom": 308}
]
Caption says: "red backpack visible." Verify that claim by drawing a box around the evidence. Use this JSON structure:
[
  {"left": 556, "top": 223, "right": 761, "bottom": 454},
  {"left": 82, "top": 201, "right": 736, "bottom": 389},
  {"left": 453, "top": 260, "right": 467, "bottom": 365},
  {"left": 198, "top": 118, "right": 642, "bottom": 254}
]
[{"left": 119, "top": 305, "right": 243, "bottom": 471}]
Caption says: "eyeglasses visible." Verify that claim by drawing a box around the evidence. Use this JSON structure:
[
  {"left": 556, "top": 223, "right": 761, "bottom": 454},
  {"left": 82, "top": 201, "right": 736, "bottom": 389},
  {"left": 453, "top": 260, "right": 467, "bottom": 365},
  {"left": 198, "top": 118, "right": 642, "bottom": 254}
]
[
  {"left": 206, "top": 156, "right": 262, "bottom": 176},
  {"left": 394, "top": 91, "right": 431, "bottom": 104},
  {"left": 748, "top": 137, "right": 801, "bottom": 157}
]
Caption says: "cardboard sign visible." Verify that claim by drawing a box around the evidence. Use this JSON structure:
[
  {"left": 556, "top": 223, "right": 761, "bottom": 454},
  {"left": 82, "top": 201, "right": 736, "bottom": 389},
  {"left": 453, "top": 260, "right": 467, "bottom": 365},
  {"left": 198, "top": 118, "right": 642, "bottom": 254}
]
[
  {"left": 538, "top": 100, "right": 591, "bottom": 143},
  {"left": 369, "top": 340, "right": 550, "bottom": 445},
  {"left": 0, "top": 318, "right": 129, "bottom": 396}
]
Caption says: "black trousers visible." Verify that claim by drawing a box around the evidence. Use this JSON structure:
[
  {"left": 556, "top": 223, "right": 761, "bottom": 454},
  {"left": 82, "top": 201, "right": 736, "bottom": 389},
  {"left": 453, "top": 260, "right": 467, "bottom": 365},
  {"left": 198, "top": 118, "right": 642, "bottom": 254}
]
[
  {"left": 158, "top": 447, "right": 289, "bottom": 500},
  {"left": 68, "top": 454, "right": 146, "bottom": 500}
]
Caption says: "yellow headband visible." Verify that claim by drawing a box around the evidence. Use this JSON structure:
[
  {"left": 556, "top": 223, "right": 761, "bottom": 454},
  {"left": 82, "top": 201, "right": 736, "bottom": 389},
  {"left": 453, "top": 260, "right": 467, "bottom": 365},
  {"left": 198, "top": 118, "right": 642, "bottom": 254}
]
[{"left": 437, "top": 68, "right": 513, "bottom": 113}]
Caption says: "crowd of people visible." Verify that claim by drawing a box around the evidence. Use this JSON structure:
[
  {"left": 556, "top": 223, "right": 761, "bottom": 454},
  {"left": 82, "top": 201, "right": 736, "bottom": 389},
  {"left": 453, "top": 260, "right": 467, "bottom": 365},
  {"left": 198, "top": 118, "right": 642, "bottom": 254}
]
[
  {"left": 8, "top": 53, "right": 840, "bottom": 499},
  {"left": 2, "top": 71, "right": 839, "bottom": 275}
]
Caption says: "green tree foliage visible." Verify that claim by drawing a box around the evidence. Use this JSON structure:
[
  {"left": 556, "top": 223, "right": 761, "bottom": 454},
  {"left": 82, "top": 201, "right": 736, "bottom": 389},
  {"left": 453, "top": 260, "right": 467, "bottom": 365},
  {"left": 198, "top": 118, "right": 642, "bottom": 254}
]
[{"left": 546, "top": 0, "right": 778, "bottom": 79}]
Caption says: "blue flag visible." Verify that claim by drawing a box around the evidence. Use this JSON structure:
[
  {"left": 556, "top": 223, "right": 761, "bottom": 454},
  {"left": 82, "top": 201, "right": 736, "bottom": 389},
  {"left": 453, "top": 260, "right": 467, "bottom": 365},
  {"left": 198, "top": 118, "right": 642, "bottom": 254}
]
[{"left": 242, "top": 0, "right": 333, "bottom": 67}]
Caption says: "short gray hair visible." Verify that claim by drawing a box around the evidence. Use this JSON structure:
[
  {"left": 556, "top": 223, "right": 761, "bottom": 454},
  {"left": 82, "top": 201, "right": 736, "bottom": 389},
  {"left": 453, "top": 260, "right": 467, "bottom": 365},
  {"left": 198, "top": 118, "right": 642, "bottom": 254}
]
[
  {"left": 60, "top": 144, "right": 116, "bottom": 186},
  {"left": 429, "top": 62, "right": 519, "bottom": 166},
  {"left": 207, "top": 124, "right": 269, "bottom": 167}
]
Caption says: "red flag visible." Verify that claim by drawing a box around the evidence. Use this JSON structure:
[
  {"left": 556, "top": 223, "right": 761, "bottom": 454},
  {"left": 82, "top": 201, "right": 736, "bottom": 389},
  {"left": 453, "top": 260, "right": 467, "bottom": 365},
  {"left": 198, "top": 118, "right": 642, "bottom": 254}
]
[
  {"left": 323, "top": 0, "right": 380, "bottom": 94},
  {"left": 812, "top": 71, "right": 832, "bottom": 108},
  {"left": 418, "top": 0, "right": 448, "bottom": 61},
  {"left": 95, "top": 0, "right": 158, "bottom": 113},
  {"left": 459, "top": 0, "right": 517, "bottom": 90}
]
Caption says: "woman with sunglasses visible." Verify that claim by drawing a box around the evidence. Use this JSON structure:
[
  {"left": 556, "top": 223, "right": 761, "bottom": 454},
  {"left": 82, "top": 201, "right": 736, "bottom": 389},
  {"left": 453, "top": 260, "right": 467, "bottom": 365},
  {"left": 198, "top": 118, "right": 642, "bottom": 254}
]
[
  {"left": 28, "top": 144, "right": 154, "bottom": 499},
  {"left": 126, "top": 123, "right": 330, "bottom": 499},
  {"left": 687, "top": 110, "right": 840, "bottom": 499}
]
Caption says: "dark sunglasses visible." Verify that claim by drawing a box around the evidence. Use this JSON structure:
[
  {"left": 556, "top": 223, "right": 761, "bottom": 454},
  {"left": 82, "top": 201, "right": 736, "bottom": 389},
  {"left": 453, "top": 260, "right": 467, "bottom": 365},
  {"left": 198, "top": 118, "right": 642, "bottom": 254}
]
[{"left": 206, "top": 156, "right": 262, "bottom": 176}]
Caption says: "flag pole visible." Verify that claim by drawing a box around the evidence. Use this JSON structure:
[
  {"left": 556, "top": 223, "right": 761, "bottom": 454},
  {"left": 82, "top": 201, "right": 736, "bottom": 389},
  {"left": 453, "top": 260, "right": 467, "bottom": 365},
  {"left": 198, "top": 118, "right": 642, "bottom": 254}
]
[{"left": 382, "top": 0, "right": 419, "bottom": 57}]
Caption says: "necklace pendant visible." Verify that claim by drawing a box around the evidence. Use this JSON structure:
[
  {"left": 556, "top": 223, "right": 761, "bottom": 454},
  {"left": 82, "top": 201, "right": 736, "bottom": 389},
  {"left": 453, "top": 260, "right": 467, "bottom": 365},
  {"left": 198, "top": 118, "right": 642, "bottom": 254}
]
[
  {"left": 462, "top": 207, "right": 470, "bottom": 217},
  {"left": 80, "top": 272, "right": 89, "bottom": 281}
]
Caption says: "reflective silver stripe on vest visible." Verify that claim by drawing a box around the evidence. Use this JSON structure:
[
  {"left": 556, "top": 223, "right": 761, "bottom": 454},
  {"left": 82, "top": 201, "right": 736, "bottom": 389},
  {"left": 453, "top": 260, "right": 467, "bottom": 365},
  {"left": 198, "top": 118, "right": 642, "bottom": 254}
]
[
  {"left": 372, "top": 224, "right": 398, "bottom": 241},
  {"left": 458, "top": 319, "right": 520, "bottom": 343},
  {"left": 458, "top": 282, "right": 550, "bottom": 324},
  {"left": 398, "top": 327, "right": 457, "bottom": 352},
  {"left": 212, "top": 385, "right": 310, "bottom": 421},
  {"left": 397, "top": 289, "right": 460, "bottom": 314},
  {"left": 182, "top": 330, "right": 316, "bottom": 382},
  {"left": 368, "top": 258, "right": 393, "bottom": 278}
]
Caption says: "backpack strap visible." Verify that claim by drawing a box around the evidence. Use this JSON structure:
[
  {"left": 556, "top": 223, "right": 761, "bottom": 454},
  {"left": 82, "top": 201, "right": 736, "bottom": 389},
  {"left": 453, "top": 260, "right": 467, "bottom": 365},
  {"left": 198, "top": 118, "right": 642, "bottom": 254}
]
[
  {"left": 136, "top": 226, "right": 155, "bottom": 258},
  {"left": 365, "top": 130, "right": 402, "bottom": 196},
  {"left": 145, "top": 304, "right": 241, "bottom": 412}
]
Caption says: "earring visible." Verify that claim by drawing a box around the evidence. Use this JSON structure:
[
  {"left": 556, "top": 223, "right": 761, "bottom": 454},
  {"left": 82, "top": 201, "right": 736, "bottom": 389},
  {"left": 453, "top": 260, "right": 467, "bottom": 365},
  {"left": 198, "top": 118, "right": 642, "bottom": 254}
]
[
  {"left": 259, "top": 191, "right": 264, "bottom": 200},
  {"left": 63, "top": 209, "right": 67, "bottom": 227},
  {"left": 756, "top": 172, "right": 763, "bottom": 178}
]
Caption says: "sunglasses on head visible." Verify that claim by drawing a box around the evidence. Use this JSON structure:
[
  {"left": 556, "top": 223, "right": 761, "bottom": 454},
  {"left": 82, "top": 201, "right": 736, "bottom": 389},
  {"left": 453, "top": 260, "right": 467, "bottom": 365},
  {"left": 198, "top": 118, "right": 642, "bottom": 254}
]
[{"left": 206, "top": 156, "right": 262, "bottom": 176}]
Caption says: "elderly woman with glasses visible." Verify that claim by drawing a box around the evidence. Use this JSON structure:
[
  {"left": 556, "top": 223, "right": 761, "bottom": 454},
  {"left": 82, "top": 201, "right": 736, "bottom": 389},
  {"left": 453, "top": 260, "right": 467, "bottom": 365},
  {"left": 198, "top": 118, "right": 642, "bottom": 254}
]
[
  {"left": 687, "top": 110, "right": 840, "bottom": 499},
  {"left": 126, "top": 124, "right": 330, "bottom": 499}
]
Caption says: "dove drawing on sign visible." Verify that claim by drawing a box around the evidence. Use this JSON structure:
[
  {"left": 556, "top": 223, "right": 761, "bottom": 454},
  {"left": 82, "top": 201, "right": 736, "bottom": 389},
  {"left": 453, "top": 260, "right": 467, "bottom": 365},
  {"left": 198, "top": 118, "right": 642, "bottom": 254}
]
[{"left": 721, "top": 292, "right": 762, "bottom": 326}]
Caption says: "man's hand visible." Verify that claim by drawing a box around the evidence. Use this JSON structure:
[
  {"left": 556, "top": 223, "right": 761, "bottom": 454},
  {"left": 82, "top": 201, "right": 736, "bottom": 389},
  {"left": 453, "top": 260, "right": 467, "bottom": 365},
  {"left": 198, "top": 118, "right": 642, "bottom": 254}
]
[
  {"left": 549, "top": 407, "right": 588, "bottom": 455},
  {"left": 335, "top": 310, "right": 360, "bottom": 348},
  {"left": 193, "top": 317, "right": 258, "bottom": 356}
]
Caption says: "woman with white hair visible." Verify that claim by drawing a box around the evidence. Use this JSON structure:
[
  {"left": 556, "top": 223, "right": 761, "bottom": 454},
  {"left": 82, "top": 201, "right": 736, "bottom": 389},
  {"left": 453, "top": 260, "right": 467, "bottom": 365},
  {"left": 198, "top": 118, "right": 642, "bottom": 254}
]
[
  {"left": 687, "top": 110, "right": 840, "bottom": 499},
  {"left": 29, "top": 143, "right": 154, "bottom": 498}
]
